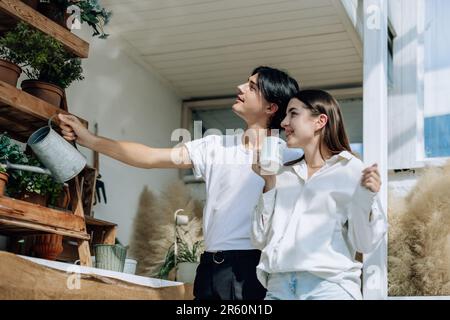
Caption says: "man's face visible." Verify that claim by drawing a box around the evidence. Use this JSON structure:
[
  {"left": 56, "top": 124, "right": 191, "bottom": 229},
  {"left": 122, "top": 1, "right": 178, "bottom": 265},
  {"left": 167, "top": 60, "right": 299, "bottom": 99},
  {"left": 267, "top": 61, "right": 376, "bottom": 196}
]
[{"left": 232, "top": 73, "right": 271, "bottom": 124}]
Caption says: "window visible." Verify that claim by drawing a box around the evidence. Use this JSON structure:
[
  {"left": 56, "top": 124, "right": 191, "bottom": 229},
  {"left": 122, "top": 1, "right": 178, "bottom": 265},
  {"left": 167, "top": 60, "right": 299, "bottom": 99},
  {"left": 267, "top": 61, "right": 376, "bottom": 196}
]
[{"left": 422, "top": 0, "right": 450, "bottom": 159}]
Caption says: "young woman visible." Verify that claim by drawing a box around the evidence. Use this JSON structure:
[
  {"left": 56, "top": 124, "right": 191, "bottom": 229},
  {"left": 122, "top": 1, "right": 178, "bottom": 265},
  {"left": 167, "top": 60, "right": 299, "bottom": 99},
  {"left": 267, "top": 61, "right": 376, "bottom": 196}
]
[{"left": 252, "top": 90, "right": 387, "bottom": 300}]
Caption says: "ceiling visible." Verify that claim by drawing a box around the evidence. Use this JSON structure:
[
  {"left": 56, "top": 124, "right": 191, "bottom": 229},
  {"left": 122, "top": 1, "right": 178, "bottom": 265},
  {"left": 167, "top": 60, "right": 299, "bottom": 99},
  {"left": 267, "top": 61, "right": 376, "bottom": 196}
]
[{"left": 102, "top": 0, "right": 363, "bottom": 99}]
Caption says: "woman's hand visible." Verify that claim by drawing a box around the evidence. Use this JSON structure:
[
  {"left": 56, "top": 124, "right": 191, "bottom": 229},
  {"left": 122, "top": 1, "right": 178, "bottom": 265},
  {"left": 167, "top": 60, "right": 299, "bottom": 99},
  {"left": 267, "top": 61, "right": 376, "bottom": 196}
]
[
  {"left": 361, "top": 164, "right": 381, "bottom": 193},
  {"left": 252, "top": 150, "right": 276, "bottom": 193}
]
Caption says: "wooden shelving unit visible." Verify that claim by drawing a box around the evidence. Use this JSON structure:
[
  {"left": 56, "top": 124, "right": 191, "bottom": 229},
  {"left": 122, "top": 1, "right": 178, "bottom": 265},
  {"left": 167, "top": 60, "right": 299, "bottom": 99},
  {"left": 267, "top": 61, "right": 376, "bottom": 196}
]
[
  {"left": 0, "top": 80, "right": 93, "bottom": 264},
  {"left": 0, "top": 1, "right": 96, "bottom": 266},
  {"left": 0, "top": 80, "right": 88, "bottom": 140},
  {"left": 0, "top": 0, "right": 89, "bottom": 58}
]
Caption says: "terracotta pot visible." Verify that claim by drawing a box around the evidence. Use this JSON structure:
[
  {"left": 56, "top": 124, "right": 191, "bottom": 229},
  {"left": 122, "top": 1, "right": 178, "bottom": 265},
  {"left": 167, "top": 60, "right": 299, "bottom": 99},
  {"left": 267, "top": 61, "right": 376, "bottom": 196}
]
[
  {"left": 33, "top": 233, "right": 64, "bottom": 260},
  {"left": 0, "top": 59, "right": 22, "bottom": 87},
  {"left": 21, "top": 80, "right": 64, "bottom": 108},
  {"left": 0, "top": 172, "right": 9, "bottom": 195},
  {"left": 19, "top": 191, "right": 49, "bottom": 207}
]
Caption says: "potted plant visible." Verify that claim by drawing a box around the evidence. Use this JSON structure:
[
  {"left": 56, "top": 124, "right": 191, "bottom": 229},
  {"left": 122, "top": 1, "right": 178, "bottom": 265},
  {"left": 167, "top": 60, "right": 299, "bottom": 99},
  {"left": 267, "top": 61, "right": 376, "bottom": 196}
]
[
  {"left": 0, "top": 27, "right": 27, "bottom": 87},
  {"left": 0, "top": 134, "right": 27, "bottom": 195},
  {"left": 0, "top": 22, "right": 84, "bottom": 107},
  {"left": 157, "top": 237, "right": 203, "bottom": 283},
  {"left": 0, "top": 166, "right": 8, "bottom": 196},
  {"left": 32, "top": 233, "right": 64, "bottom": 261},
  {"left": 175, "top": 240, "right": 203, "bottom": 284},
  {"left": 6, "top": 154, "right": 64, "bottom": 207},
  {"left": 19, "top": 24, "right": 84, "bottom": 107},
  {"left": 38, "top": 0, "right": 112, "bottom": 39}
]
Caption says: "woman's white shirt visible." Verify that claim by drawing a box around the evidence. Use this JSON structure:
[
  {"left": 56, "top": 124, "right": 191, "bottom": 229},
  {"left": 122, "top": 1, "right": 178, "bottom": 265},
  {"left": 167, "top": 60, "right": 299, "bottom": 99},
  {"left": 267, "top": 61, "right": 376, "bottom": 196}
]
[{"left": 252, "top": 151, "right": 388, "bottom": 298}]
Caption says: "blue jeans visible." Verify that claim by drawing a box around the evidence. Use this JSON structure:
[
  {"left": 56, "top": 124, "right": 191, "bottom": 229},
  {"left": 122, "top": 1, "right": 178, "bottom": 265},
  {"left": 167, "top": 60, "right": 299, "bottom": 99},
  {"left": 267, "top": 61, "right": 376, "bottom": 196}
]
[{"left": 264, "top": 272, "right": 361, "bottom": 300}]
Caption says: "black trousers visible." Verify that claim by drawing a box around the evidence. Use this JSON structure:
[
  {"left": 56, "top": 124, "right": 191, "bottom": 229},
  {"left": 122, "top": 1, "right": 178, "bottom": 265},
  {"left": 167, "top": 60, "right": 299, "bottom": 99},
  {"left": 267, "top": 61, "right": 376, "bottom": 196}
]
[{"left": 193, "top": 249, "right": 267, "bottom": 300}]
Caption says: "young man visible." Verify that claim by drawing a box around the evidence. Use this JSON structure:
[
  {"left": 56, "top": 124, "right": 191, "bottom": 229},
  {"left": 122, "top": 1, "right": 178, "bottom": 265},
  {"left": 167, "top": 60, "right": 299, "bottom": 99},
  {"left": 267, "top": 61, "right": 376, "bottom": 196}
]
[{"left": 58, "top": 66, "right": 300, "bottom": 300}]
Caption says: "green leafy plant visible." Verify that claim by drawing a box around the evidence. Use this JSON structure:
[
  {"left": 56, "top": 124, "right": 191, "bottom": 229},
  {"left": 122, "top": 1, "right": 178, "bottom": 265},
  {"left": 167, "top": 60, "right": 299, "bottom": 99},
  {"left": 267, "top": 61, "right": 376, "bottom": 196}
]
[
  {"left": 0, "top": 133, "right": 27, "bottom": 176},
  {"left": 0, "top": 22, "right": 84, "bottom": 89},
  {"left": 43, "top": 0, "right": 112, "bottom": 39},
  {"left": 156, "top": 228, "right": 204, "bottom": 279},
  {"left": 0, "top": 26, "right": 30, "bottom": 66},
  {"left": 7, "top": 155, "right": 64, "bottom": 206},
  {"left": 0, "top": 133, "right": 64, "bottom": 205},
  {"left": 74, "top": 0, "right": 112, "bottom": 39},
  {"left": 157, "top": 244, "right": 175, "bottom": 279},
  {"left": 0, "top": 133, "right": 27, "bottom": 165}
]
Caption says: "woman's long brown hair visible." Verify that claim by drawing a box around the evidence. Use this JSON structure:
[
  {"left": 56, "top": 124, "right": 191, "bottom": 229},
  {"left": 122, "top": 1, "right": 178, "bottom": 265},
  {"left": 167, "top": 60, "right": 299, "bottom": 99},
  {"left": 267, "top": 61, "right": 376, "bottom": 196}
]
[{"left": 285, "top": 89, "right": 353, "bottom": 166}]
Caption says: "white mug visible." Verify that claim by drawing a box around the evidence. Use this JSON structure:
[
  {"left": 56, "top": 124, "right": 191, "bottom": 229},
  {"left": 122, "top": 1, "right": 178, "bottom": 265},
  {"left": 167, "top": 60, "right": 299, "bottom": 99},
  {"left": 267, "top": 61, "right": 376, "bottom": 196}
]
[{"left": 259, "top": 136, "right": 285, "bottom": 175}]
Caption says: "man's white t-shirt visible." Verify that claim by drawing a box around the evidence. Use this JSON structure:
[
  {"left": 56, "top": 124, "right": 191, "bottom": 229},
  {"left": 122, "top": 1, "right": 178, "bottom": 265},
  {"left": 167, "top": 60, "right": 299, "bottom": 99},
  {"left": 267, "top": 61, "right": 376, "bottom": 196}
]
[{"left": 184, "top": 133, "right": 300, "bottom": 252}]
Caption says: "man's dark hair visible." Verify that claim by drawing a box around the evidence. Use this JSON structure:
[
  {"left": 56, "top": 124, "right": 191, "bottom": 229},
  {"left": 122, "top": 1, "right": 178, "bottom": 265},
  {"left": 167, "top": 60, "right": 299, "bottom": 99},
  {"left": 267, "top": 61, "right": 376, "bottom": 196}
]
[{"left": 251, "top": 66, "right": 300, "bottom": 130}]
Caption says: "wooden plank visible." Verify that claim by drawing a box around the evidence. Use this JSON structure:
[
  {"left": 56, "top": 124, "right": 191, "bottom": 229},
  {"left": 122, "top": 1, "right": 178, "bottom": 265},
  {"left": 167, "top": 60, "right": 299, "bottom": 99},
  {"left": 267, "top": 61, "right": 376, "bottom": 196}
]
[
  {"left": 69, "top": 176, "right": 85, "bottom": 218},
  {"left": 77, "top": 239, "right": 92, "bottom": 267},
  {"left": 85, "top": 215, "right": 117, "bottom": 228},
  {"left": 80, "top": 166, "right": 97, "bottom": 217},
  {"left": 0, "top": 196, "right": 86, "bottom": 232},
  {"left": 153, "top": 40, "right": 355, "bottom": 69},
  {"left": 103, "top": 225, "right": 117, "bottom": 245},
  {"left": 146, "top": 32, "right": 351, "bottom": 62},
  {"left": 0, "top": 217, "right": 90, "bottom": 239},
  {"left": 0, "top": 80, "right": 88, "bottom": 128},
  {"left": 139, "top": 16, "right": 341, "bottom": 47},
  {"left": 158, "top": 54, "right": 360, "bottom": 78},
  {"left": 157, "top": 47, "right": 357, "bottom": 72},
  {"left": 169, "top": 62, "right": 361, "bottom": 83},
  {"left": 0, "top": 251, "right": 194, "bottom": 299},
  {"left": 109, "top": 0, "right": 329, "bottom": 31},
  {"left": 0, "top": 0, "right": 89, "bottom": 58},
  {"left": 331, "top": 0, "right": 363, "bottom": 59},
  {"left": 135, "top": 24, "right": 346, "bottom": 54},
  {"left": 127, "top": 10, "right": 339, "bottom": 42}
]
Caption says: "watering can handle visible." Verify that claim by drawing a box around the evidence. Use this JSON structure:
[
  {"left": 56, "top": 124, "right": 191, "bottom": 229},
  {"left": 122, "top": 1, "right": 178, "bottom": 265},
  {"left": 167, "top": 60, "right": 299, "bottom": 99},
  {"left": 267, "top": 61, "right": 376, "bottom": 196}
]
[
  {"left": 48, "top": 114, "right": 58, "bottom": 129},
  {"left": 48, "top": 114, "right": 79, "bottom": 150}
]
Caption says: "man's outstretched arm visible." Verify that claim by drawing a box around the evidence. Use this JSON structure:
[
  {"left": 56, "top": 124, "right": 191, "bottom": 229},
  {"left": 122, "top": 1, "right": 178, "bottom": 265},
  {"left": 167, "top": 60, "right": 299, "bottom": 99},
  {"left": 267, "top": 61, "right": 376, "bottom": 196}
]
[{"left": 58, "top": 114, "right": 193, "bottom": 169}]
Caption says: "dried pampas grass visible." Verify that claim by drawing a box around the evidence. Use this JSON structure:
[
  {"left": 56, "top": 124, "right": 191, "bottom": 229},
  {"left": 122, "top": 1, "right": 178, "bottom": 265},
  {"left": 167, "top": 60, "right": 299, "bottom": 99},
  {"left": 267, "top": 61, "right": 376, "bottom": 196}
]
[
  {"left": 128, "top": 181, "right": 204, "bottom": 278},
  {"left": 389, "top": 161, "right": 450, "bottom": 296}
]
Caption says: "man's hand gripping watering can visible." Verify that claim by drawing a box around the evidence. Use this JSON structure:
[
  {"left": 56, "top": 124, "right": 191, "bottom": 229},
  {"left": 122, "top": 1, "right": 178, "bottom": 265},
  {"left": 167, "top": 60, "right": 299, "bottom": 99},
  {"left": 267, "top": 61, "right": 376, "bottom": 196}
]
[{"left": 1, "top": 115, "right": 87, "bottom": 183}]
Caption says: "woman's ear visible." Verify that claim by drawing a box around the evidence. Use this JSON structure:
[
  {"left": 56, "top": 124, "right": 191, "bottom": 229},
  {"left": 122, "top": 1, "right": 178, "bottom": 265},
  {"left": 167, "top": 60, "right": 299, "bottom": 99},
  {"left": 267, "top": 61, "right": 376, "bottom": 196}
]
[{"left": 316, "top": 114, "right": 328, "bottom": 130}]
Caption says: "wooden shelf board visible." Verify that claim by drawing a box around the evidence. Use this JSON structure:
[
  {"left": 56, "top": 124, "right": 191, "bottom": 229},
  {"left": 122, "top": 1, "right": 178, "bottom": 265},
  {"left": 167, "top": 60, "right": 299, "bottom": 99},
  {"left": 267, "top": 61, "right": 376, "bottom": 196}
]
[
  {"left": 0, "top": 80, "right": 88, "bottom": 142},
  {"left": 0, "top": 217, "right": 90, "bottom": 239},
  {"left": 85, "top": 215, "right": 117, "bottom": 228},
  {"left": 0, "top": 0, "right": 89, "bottom": 58},
  {"left": 0, "top": 195, "right": 87, "bottom": 233}
]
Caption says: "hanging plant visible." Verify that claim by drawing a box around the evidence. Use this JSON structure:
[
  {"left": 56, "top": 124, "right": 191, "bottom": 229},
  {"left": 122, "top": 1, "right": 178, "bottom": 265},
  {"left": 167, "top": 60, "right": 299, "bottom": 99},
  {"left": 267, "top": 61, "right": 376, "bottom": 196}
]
[{"left": 39, "top": 0, "right": 112, "bottom": 39}]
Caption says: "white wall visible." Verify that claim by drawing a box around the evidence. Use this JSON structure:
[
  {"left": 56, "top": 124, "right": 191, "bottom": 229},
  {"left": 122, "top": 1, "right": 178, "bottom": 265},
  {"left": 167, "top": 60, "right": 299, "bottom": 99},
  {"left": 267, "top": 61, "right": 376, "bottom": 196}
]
[{"left": 67, "top": 28, "right": 182, "bottom": 246}]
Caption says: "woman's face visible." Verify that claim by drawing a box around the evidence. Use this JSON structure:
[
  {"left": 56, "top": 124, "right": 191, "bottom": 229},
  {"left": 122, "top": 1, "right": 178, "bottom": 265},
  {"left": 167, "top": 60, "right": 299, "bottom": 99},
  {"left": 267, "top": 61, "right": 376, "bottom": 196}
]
[{"left": 281, "top": 98, "right": 318, "bottom": 148}]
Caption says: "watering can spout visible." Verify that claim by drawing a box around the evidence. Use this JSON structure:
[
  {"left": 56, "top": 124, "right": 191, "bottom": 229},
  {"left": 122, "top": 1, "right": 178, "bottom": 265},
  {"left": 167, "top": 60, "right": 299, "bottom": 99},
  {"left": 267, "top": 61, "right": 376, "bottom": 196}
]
[
  {"left": 2, "top": 161, "right": 53, "bottom": 176},
  {"left": 27, "top": 114, "right": 87, "bottom": 183}
]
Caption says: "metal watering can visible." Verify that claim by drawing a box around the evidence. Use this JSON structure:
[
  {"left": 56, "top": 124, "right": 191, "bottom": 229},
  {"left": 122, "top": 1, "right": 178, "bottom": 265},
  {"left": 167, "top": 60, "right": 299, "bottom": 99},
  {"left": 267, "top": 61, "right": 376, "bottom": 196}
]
[
  {"left": 24, "top": 115, "right": 87, "bottom": 183},
  {"left": 1, "top": 115, "right": 86, "bottom": 183}
]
